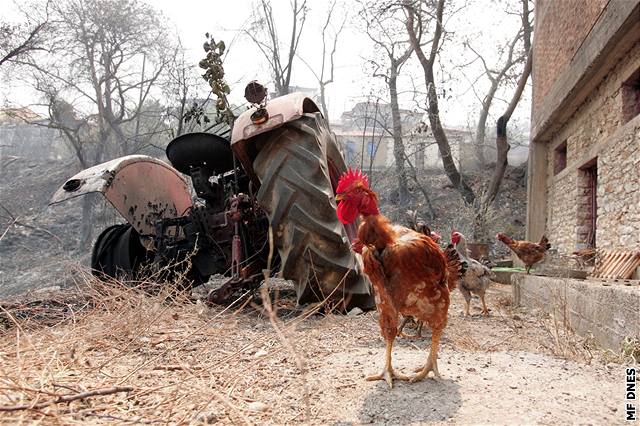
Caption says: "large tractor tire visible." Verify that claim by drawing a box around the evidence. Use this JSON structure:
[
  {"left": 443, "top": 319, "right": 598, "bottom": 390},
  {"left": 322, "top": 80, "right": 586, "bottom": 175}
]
[
  {"left": 252, "top": 113, "right": 374, "bottom": 310},
  {"left": 91, "top": 224, "right": 151, "bottom": 279},
  {"left": 91, "top": 223, "right": 207, "bottom": 289}
]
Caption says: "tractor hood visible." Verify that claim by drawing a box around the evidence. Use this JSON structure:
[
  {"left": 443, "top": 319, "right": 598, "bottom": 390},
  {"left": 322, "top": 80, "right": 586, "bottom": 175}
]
[
  {"left": 230, "top": 92, "right": 321, "bottom": 145},
  {"left": 50, "top": 155, "right": 193, "bottom": 237}
]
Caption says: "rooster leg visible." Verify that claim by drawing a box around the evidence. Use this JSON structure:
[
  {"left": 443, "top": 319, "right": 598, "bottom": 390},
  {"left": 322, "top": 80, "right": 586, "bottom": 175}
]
[
  {"left": 397, "top": 316, "right": 411, "bottom": 337},
  {"left": 526, "top": 265, "right": 531, "bottom": 274},
  {"left": 411, "top": 328, "right": 442, "bottom": 382},
  {"left": 366, "top": 338, "right": 410, "bottom": 388},
  {"left": 416, "top": 321, "right": 423, "bottom": 338},
  {"left": 460, "top": 288, "right": 472, "bottom": 316},
  {"left": 480, "top": 293, "right": 489, "bottom": 316}
]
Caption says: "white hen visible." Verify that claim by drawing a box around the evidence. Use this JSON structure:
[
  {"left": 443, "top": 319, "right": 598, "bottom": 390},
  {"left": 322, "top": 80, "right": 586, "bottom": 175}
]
[{"left": 451, "top": 231, "right": 493, "bottom": 316}]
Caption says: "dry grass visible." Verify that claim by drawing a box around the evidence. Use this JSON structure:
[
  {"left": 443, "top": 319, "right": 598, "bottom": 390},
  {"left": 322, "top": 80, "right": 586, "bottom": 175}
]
[
  {"left": 526, "top": 280, "right": 597, "bottom": 364},
  {"left": 603, "top": 336, "right": 640, "bottom": 365},
  {"left": 0, "top": 265, "right": 347, "bottom": 425},
  {"left": 0, "top": 273, "right": 630, "bottom": 424}
]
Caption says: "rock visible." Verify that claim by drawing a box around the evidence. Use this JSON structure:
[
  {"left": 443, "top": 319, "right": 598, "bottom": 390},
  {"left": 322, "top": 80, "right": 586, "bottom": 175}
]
[
  {"left": 348, "top": 307, "right": 363, "bottom": 316},
  {"left": 197, "top": 412, "right": 217, "bottom": 424},
  {"left": 33, "top": 286, "right": 61, "bottom": 293},
  {"left": 254, "top": 349, "right": 268, "bottom": 358},
  {"left": 247, "top": 401, "right": 269, "bottom": 412}
]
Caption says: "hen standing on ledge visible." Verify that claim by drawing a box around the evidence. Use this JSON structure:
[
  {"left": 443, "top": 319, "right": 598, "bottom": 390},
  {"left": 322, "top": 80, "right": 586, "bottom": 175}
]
[
  {"left": 496, "top": 233, "right": 551, "bottom": 274},
  {"left": 335, "top": 169, "right": 463, "bottom": 388}
]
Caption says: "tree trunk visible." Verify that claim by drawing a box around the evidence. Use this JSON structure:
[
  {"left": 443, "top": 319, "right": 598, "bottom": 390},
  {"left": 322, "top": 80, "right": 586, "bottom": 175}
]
[
  {"left": 319, "top": 82, "right": 329, "bottom": 121},
  {"left": 475, "top": 80, "right": 500, "bottom": 167},
  {"left": 425, "top": 65, "right": 475, "bottom": 204},
  {"left": 482, "top": 51, "right": 532, "bottom": 206},
  {"left": 404, "top": 151, "right": 436, "bottom": 220},
  {"left": 482, "top": 0, "right": 532, "bottom": 206},
  {"left": 389, "top": 70, "right": 410, "bottom": 204}
]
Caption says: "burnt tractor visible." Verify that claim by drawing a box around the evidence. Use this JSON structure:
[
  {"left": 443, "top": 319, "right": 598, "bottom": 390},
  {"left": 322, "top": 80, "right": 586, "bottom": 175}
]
[{"left": 50, "top": 91, "right": 373, "bottom": 310}]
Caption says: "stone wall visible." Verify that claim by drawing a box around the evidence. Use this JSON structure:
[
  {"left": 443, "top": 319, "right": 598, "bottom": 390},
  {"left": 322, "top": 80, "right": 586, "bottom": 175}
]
[
  {"left": 532, "top": 0, "right": 609, "bottom": 119},
  {"left": 512, "top": 274, "right": 640, "bottom": 351},
  {"left": 543, "top": 41, "right": 640, "bottom": 253},
  {"left": 597, "top": 120, "right": 640, "bottom": 250}
]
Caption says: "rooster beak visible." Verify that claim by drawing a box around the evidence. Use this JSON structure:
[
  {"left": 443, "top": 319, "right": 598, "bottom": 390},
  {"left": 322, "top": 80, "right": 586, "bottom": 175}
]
[{"left": 335, "top": 193, "right": 345, "bottom": 202}]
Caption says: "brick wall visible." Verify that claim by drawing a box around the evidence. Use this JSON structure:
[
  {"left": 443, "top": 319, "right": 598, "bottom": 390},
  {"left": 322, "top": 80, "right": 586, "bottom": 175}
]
[
  {"left": 544, "top": 41, "right": 640, "bottom": 253},
  {"left": 532, "top": 0, "right": 609, "bottom": 119}
]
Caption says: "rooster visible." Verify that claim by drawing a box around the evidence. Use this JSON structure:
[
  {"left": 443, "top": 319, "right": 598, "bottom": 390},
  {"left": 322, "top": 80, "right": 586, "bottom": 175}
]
[
  {"left": 335, "top": 169, "right": 463, "bottom": 388},
  {"left": 451, "top": 231, "right": 492, "bottom": 316},
  {"left": 496, "top": 233, "right": 551, "bottom": 274}
]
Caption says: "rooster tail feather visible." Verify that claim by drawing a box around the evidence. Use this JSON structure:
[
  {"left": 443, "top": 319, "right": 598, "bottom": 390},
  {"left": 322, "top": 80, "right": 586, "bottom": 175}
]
[
  {"left": 539, "top": 235, "right": 551, "bottom": 250},
  {"left": 444, "top": 244, "right": 464, "bottom": 291}
]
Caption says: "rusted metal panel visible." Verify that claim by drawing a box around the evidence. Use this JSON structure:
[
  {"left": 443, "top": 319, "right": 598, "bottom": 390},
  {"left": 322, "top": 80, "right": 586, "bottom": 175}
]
[
  {"left": 230, "top": 92, "right": 320, "bottom": 145},
  {"left": 50, "top": 155, "right": 193, "bottom": 237}
]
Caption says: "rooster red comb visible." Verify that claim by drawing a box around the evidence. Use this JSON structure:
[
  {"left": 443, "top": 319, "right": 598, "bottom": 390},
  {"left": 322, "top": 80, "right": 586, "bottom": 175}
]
[{"left": 336, "top": 167, "right": 369, "bottom": 194}]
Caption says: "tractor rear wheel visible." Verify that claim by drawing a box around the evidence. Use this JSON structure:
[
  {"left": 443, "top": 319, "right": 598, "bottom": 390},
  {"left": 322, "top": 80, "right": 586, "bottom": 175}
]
[
  {"left": 252, "top": 113, "right": 374, "bottom": 310},
  {"left": 91, "top": 223, "right": 151, "bottom": 279},
  {"left": 91, "top": 224, "right": 205, "bottom": 290}
]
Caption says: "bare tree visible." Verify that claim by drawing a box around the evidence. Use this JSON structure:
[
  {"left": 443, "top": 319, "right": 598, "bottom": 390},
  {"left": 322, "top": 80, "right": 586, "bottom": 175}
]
[
  {"left": 360, "top": 0, "right": 419, "bottom": 205},
  {"left": 246, "top": 0, "right": 308, "bottom": 96},
  {"left": 298, "top": 0, "right": 346, "bottom": 120},
  {"left": 405, "top": 0, "right": 532, "bottom": 209},
  {"left": 463, "top": 0, "right": 531, "bottom": 166},
  {"left": 465, "top": 21, "right": 527, "bottom": 166},
  {"left": 0, "top": 2, "right": 50, "bottom": 68},
  {"left": 483, "top": 0, "right": 532, "bottom": 206},
  {"left": 404, "top": 0, "right": 476, "bottom": 205},
  {"left": 164, "top": 46, "right": 211, "bottom": 137},
  {"left": 15, "top": 0, "right": 178, "bottom": 247},
  {"left": 21, "top": 0, "right": 176, "bottom": 160}
]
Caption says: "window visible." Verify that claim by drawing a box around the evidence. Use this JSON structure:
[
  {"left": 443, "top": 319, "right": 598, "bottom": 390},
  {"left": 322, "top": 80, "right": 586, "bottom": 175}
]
[
  {"left": 578, "top": 159, "right": 598, "bottom": 248},
  {"left": 553, "top": 140, "right": 567, "bottom": 175},
  {"left": 345, "top": 140, "right": 356, "bottom": 164},
  {"left": 622, "top": 68, "right": 640, "bottom": 123}
]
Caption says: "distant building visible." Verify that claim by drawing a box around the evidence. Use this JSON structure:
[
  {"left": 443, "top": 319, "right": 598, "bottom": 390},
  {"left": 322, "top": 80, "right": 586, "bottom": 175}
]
[
  {"left": 0, "top": 108, "right": 69, "bottom": 163},
  {"left": 526, "top": 0, "right": 640, "bottom": 253},
  {"left": 332, "top": 102, "right": 484, "bottom": 171}
]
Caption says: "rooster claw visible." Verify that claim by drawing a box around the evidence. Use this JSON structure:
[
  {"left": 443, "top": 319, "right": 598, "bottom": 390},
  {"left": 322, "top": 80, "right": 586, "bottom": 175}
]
[
  {"left": 366, "top": 369, "right": 410, "bottom": 389},
  {"left": 410, "top": 362, "right": 440, "bottom": 382}
]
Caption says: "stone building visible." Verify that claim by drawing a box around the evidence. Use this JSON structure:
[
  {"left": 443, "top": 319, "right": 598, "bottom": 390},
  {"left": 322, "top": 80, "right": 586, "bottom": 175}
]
[{"left": 527, "top": 0, "right": 640, "bottom": 254}]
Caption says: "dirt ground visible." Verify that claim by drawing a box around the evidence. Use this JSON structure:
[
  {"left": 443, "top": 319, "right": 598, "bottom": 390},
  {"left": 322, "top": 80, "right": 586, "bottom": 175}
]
[{"left": 0, "top": 279, "right": 630, "bottom": 425}]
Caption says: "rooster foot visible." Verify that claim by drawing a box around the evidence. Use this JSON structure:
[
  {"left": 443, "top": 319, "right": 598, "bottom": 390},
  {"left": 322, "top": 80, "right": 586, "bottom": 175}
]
[
  {"left": 366, "top": 369, "right": 410, "bottom": 389},
  {"left": 481, "top": 308, "right": 490, "bottom": 316},
  {"left": 410, "top": 361, "right": 440, "bottom": 382},
  {"left": 399, "top": 331, "right": 422, "bottom": 340}
]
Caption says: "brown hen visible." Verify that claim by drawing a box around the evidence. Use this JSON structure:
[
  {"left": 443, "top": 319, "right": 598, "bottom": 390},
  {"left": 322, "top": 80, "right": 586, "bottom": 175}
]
[{"left": 496, "top": 233, "right": 551, "bottom": 274}]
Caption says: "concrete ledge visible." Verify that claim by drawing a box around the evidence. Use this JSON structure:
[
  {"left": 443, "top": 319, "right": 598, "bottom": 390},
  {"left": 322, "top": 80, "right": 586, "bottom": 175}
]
[
  {"left": 512, "top": 275, "right": 640, "bottom": 350},
  {"left": 492, "top": 270, "right": 515, "bottom": 285}
]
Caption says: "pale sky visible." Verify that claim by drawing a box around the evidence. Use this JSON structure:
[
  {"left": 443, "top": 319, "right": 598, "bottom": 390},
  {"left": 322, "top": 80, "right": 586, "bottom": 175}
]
[{"left": 1, "top": 0, "right": 531, "bottom": 132}]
